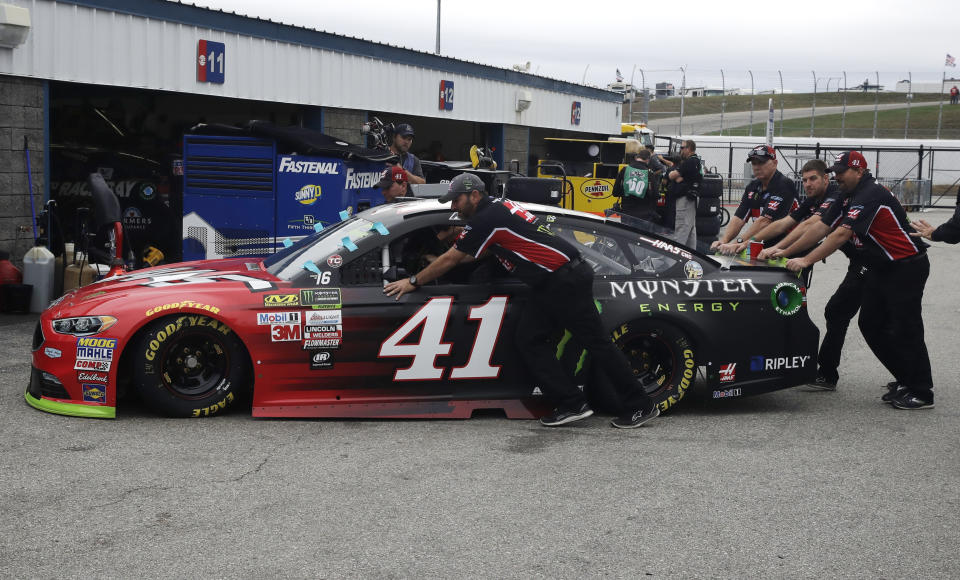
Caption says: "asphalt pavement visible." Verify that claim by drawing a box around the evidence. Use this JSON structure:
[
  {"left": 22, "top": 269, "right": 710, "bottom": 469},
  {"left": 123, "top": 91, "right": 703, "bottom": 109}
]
[{"left": 1, "top": 208, "right": 958, "bottom": 578}]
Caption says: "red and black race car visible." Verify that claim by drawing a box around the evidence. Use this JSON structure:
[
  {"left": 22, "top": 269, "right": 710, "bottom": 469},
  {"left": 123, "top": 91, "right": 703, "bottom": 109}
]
[{"left": 27, "top": 200, "right": 818, "bottom": 419}]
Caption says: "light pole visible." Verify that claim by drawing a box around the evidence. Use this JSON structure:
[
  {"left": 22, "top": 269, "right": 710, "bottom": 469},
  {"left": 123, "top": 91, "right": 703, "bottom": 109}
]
[
  {"left": 679, "top": 65, "right": 686, "bottom": 136},
  {"left": 720, "top": 69, "right": 725, "bottom": 136},
  {"left": 841, "top": 71, "right": 847, "bottom": 138},
  {"left": 811, "top": 70, "right": 817, "bottom": 138},
  {"left": 629, "top": 64, "right": 637, "bottom": 121},
  {"left": 905, "top": 71, "right": 912, "bottom": 139},
  {"left": 748, "top": 70, "right": 755, "bottom": 137}
]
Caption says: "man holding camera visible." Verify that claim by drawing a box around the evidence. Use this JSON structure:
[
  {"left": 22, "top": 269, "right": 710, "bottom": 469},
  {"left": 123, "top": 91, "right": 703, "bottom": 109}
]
[{"left": 388, "top": 123, "right": 425, "bottom": 185}]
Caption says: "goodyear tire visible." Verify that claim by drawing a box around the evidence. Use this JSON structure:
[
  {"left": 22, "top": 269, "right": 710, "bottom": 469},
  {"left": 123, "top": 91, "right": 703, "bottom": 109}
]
[
  {"left": 611, "top": 321, "right": 696, "bottom": 413},
  {"left": 133, "top": 315, "right": 250, "bottom": 418}
]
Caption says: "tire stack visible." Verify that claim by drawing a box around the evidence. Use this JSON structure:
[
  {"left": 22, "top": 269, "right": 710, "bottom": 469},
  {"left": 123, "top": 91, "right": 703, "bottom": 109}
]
[{"left": 696, "top": 173, "right": 724, "bottom": 249}]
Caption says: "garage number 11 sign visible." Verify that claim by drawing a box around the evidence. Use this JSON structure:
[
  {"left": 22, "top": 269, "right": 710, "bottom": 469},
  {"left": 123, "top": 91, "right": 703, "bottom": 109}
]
[{"left": 197, "top": 40, "right": 225, "bottom": 84}]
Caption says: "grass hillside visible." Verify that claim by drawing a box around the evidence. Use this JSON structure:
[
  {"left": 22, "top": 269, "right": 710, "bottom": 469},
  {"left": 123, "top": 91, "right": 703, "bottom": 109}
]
[
  {"left": 629, "top": 92, "right": 944, "bottom": 117},
  {"left": 709, "top": 104, "right": 960, "bottom": 139}
]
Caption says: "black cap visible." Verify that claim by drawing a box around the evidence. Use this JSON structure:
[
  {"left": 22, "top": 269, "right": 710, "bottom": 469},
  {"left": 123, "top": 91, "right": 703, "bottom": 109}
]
[
  {"left": 394, "top": 123, "right": 415, "bottom": 137},
  {"left": 439, "top": 173, "right": 485, "bottom": 203}
]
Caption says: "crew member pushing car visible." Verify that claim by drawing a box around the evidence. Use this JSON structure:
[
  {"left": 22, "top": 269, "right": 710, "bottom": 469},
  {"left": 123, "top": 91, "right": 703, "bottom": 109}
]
[
  {"left": 383, "top": 173, "right": 660, "bottom": 429},
  {"left": 713, "top": 145, "right": 797, "bottom": 253},
  {"left": 786, "top": 151, "right": 934, "bottom": 410}
]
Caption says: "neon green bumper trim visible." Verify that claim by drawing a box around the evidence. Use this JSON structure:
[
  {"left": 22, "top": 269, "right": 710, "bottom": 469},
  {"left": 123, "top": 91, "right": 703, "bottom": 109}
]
[{"left": 25, "top": 390, "right": 116, "bottom": 419}]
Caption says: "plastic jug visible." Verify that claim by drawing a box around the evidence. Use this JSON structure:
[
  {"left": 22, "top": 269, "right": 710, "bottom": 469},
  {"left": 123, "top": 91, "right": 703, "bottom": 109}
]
[
  {"left": 22, "top": 245, "right": 55, "bottom": 313},
  {"left": 63, "top": 251, "right": 99, "bottom": 292}
]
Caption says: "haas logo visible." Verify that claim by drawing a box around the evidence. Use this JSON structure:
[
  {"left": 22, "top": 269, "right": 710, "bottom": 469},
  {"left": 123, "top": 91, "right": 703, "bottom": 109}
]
[{"left": 719, "top": 363, "right": 736, "bottom": 383}]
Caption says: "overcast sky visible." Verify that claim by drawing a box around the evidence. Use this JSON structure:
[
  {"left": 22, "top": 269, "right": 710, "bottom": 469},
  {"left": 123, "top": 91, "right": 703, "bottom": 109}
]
[{"left": 177, "top": 0, "right": 957, "bottom": 92}]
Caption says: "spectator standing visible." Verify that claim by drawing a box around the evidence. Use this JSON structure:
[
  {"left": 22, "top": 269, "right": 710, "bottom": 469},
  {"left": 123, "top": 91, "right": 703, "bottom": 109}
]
[
  {"left": 666, "top": 139, "right": 702, "bottom": 247},
  {"left": 612, "top": 149, "right": 659, "bottom": 224}
]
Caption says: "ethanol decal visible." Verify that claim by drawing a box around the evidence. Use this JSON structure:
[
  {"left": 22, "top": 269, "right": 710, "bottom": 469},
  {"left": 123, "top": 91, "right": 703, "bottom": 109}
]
[
  {"left": 295, "top": 184, "right": 322, "bottom": 206},
  {"left": 579, "top": 179, "right": 613, "bottom": 200}
]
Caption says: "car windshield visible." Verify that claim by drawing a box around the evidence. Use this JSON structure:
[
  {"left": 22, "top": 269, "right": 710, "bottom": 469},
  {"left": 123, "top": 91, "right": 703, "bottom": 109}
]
[{"left": 264, "top": 217, "right": 376, "bottom": 279}]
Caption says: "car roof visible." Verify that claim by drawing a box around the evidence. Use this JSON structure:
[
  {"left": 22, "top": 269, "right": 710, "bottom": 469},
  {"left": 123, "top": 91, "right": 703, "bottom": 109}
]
[{"left": 361, "top": 198, "right": 608, "bottom": 227}]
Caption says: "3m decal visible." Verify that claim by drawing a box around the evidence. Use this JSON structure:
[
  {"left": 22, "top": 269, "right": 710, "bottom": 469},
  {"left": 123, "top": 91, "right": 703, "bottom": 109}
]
[
  {"left": 271, "top": 324, "right": 302, "bottom": 342},
  {"left": 719, "top": 363, "right": 736, "bottom": 383},
  {"left": 378, "top": 296, "right": 508, "bottom": 381},
  {"left": 146, "top": 301, "right": 220, "bottom": 316},
  {"left": 82, "top": 384, "right": 106, "bottom": 403},
  {"left": 263, "top": 294, "right": 300, "bottom": 307}
]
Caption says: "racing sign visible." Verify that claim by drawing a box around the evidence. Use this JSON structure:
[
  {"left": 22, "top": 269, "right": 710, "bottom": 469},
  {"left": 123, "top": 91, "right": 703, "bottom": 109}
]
[
  {"left": 439, "top": 80, "right": 454, "bottom": 111},
  {"left": 571, "top": 101, "right": 581, "bottom": 125},
  {"left": 197, "top": 40, "right": 225, "bottom": 84}
]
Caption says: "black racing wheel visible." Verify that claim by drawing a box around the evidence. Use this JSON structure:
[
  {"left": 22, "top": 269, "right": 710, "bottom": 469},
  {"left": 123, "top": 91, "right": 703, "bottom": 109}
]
[
  {"left": 612, "top": 320, "right": 696, "bottom": 413},
  {"left": 133, "top": 315, "right": 250, "bottom": 417}
]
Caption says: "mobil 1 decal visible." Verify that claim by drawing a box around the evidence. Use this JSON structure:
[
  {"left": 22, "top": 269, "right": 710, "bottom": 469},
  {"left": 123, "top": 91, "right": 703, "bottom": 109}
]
[{"left": 379, "top": 296, "right": 508, "bottom": 381}]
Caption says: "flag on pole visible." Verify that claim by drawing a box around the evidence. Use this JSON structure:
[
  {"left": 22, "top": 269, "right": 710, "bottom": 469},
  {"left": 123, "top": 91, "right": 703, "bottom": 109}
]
[
  {"left": 616, "top": 68, "right": 624, "bottom": 82},
  {"left": 946, "top": 54, "right": 956, "bottom": 67}
]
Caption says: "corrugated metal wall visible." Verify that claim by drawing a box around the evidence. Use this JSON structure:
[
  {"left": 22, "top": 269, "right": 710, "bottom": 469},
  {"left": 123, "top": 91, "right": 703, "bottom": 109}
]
[{"left": 1, "top": 0, "right": 621, "bottom": 134}]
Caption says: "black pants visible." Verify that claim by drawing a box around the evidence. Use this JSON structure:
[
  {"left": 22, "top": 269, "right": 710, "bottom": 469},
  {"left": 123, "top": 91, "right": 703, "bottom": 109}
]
[
  {"left": 516, "top": 261, "right": 652, "bottom": 414},
  {"left": 857, "top": 255, "right": 933, "bottom": 400},
  {"left": 817, "top": 261, "right": 866, "bottom": 383}
]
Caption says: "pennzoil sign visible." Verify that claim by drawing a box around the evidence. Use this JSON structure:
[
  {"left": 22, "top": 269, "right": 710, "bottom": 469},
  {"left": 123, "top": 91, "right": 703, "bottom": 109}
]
[{"left": 579, "top": 179, "right": 613, "bottom": 200}]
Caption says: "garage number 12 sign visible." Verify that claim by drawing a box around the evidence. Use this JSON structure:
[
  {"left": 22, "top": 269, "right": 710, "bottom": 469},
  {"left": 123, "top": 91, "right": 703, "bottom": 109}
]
[{"left": 197, "top": 40, "right": 225, "bottom": 84}]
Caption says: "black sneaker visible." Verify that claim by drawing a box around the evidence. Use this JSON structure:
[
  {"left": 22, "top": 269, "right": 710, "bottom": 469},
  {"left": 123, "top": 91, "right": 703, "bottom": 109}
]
[
  {"left": 611, "top": 405, "right": 661, "bottom": 429},
  {"left": 539, "top": 403, "right": 593, "bottom": 426},
  {"left": 804, "top": 375, "right": 837, "bottom": 391},
  {"left": 891, "top": 393, "right": 934, "bottom": 410},
  {"left": 881, "top": 383, "right": 907, "bottom": 404}
]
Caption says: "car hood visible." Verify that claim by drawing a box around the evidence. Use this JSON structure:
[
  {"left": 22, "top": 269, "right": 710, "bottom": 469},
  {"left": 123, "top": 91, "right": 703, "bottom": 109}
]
[{"left": 48, "top": 258, "right": 278, "bottom": 316}]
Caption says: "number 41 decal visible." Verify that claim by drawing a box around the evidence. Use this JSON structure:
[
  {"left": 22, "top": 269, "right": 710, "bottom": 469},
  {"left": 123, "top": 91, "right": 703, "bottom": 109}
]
[{"left": 378, "top": 296, "right": 508, "bottom": 381}]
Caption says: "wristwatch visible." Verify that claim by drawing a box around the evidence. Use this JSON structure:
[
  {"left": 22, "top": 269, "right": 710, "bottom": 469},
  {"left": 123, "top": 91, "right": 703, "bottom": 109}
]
[
  {"left": 408, "top": 275, "right": 420, "bottom": 288},
  {"left": 735, "top": 237, "right": 744, "bottom": 243}
]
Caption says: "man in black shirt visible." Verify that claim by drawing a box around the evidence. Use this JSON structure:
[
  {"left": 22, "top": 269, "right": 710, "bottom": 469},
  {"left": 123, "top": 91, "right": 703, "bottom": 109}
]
[
  {"left": 786, "top": 151, "right": 934, "bottom": 409},
  {"left": 713, "top": 145, "right": 797, "bottom": 253},
  {"left": 757, "top": 159, "right": 860, "bottom": 391},
  {"left": 732, "top": 159, "right": 840, "bottom": 257},
  {"left": 612, "top": 149, "right": 659, "bottom": 224},
  {"left": 910, "top": 201, "right": 960, "bottom": 243},
  {"left": 384, "top": 173, "right": 660, "bottom": 428},
  {"left": 666, "top": 139, "right": 702, "bottom": 247}
]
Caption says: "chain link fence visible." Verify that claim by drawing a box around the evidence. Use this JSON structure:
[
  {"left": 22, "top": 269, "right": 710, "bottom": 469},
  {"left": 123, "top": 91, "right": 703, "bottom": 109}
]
[
  {"left": 620, "top": 68, "right": 960, "bottom": 140},
  {"left": 663, "top": 138, "right": 960, "bottom": 210}
]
